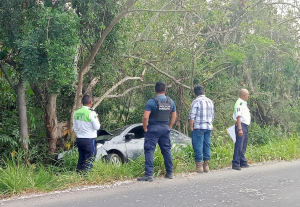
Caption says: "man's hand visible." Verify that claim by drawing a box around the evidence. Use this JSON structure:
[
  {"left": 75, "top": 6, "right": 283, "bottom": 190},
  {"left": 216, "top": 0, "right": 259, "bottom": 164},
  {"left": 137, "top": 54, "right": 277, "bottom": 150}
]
[
  {"left": 237, "top": 116, "right": 243, "bottom": 137},
  {"left": 143, "top": 111, "right": 151, "bottom": 133},
  {"left": 189, "top": 119, "right": 194, "bottom": 132},
  {"left": 238, "top": 129, "right": 243, "bottom": 137}
]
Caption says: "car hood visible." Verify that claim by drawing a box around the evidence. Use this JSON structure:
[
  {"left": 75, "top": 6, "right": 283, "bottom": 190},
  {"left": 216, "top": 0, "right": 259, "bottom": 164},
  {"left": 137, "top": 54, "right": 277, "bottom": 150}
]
[{"left": 96, "top": 129, "right": 114, "bottom": 142}]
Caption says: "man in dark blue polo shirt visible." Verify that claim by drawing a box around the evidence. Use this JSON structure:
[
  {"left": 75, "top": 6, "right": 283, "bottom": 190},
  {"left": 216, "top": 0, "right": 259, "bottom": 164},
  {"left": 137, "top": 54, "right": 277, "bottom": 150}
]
[{"left": 137, "top": 82, "right": 177, "bottom": 182}]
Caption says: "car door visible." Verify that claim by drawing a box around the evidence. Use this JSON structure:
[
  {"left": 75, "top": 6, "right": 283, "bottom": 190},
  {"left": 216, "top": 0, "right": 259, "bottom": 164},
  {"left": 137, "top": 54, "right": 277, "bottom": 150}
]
[{"left": 124, "top": 125, "right": 145, "bottom": 160}]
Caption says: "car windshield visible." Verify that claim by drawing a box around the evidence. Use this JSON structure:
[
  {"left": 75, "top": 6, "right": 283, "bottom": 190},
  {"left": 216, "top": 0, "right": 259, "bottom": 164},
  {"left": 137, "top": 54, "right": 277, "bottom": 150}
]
[
  {"left": 96, "top": 126, "right": 127, "bottom": 140},
  {"left": 170, "top": 130, "right": 191, "bottom": 144}
]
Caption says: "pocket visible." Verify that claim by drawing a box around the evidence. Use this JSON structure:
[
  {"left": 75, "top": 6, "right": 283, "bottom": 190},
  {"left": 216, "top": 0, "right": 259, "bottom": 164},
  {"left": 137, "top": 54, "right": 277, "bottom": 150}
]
[{"left": 147, "top": 125, "right": 158, "bottom": 133}]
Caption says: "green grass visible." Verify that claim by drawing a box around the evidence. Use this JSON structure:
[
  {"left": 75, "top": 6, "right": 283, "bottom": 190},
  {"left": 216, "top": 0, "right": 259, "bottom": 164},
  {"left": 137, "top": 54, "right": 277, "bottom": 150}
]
[{"left": 1, "top": 135, "right": 300, "bottom": 198}]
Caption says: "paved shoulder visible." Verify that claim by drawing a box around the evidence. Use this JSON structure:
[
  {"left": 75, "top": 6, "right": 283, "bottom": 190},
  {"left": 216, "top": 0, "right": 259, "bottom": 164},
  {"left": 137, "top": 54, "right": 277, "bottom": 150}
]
[{"left": 1, "top": 160, "right": 300, "bottom": 207}]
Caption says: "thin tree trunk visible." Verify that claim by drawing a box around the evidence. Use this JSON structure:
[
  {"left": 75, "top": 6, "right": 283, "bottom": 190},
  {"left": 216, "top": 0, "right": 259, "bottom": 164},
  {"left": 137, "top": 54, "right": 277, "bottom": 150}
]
[
  {"left": 16, "top": 79, "right": 29, "bottom": 151},
  {"left": 1, "top": 63, "right": 29, "bottom": 152},
  {"left": 44, "top": 94, "right": 59, "bottom": 154}
]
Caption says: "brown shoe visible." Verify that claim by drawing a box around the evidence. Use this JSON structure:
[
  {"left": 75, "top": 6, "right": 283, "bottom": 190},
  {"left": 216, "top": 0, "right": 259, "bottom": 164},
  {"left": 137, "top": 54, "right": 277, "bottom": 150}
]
[
  {"left": 203, "top": 160, "right": 209, "bottom": 173},
  {"left": 196, "top": 161, "right": 203, "bottom": 173}
]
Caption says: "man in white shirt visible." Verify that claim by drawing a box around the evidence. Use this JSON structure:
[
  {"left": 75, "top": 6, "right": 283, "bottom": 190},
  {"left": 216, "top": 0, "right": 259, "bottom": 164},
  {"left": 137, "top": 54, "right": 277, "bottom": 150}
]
[
  {"left": 232, "top": 89, "right": 251, "bottom": 170},
  {"left": 73, "top": 95, "right": 100, "bottom": 173}
]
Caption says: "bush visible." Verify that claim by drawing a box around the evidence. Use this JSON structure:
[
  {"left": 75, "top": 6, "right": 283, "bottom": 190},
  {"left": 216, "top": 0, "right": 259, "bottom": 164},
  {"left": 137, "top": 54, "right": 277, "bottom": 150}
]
[{"left": 248, "top": 123, "right": 286, "bottom": 146}]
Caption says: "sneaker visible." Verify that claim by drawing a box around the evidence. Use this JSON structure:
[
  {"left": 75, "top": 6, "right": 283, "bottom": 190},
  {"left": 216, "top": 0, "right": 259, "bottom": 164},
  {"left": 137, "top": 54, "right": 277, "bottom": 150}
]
[
  {"left": 232, "top": 166, "right": 241, "bottom": 170},
  {"left": 165, "top": 173, "right": 173, "bottom": 179},
  {"left": 240, "top": 164, "right": 250, "bottom": 168},
  {"left": 137, "top": 175, "right": 154, "bottom": 182}
]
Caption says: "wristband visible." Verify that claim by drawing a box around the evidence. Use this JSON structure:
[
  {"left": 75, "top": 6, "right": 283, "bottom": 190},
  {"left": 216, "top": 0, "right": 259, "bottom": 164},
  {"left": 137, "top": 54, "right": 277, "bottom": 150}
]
[{"left": 238, "top": 129, "right": 242, "bottom": 131}]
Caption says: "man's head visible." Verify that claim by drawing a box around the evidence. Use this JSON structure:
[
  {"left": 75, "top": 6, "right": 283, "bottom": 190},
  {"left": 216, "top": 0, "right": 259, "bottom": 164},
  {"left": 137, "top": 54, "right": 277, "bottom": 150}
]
[
  {"left": 155, "top": 82, "right": 166, "bottom": 94},
  {"left": 239, "top": 89, "right": 249, "bottom": 101},
  {"left": 82, "top": 95, "right": 93, "bottom": 107},
  {"left": 194, "top": 85, "right": 205, "bottom": 96}
]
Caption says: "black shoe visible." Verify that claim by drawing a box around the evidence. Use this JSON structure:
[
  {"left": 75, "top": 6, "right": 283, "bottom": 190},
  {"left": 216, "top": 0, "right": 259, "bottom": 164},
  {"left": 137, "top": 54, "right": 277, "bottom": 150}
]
[
  {"left": 137, "top": 175, "right": 154, "bottom": 182},
  {"left": 232, "top": 166, "right": 241, "bottom": 170},
  {"left": 165, "top": 173, "right": 173, "bottom": 179},
  {"left": 240, "top": 164, "right": 250, "bottom": 168}
]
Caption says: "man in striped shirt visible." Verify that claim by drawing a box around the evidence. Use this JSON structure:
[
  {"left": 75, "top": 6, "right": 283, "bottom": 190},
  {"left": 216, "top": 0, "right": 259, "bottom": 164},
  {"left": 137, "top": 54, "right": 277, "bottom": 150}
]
[{"left": 189, "top": 85, "right": 214, "bottom": 173}]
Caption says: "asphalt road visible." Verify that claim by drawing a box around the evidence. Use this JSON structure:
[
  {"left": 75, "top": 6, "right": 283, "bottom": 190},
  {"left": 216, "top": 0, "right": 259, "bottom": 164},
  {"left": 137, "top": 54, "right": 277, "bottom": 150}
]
[{"left": 1, "top": 160, "right": 300, "bottom": 207}]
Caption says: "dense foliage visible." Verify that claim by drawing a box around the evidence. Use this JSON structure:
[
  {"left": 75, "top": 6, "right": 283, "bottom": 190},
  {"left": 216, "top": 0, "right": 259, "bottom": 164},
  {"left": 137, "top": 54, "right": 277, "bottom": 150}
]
[{"left": 0, "top": 0, "right": 299, "bottom": 164}]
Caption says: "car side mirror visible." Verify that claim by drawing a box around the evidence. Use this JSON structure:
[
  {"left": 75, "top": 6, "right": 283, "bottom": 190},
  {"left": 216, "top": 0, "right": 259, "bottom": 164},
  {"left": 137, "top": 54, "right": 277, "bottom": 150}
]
[{"left": 125, "top": 133, "right": 135, "bottom": 140}]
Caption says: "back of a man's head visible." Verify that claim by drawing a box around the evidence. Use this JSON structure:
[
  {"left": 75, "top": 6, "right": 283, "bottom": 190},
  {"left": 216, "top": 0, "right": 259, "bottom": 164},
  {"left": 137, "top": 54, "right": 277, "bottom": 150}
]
[
  {"left": 82, "top": 95, "right": 92, "bottom": 105},
  {"left": 194, "top": 85, "right": 205, "bottom": 96},
  {"left": 155, "top": 82, "right": 166, "bottom": 93}
]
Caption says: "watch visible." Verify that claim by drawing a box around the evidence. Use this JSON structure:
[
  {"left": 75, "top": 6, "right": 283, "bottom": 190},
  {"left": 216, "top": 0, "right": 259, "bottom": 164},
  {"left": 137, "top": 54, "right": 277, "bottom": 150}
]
[{"left": 238, "top": 129, "right": 242, "bottom": 131}]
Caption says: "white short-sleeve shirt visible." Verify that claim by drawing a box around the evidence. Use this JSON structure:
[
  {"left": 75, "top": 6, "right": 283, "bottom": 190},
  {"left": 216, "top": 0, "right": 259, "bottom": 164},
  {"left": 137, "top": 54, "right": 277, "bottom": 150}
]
[{"left": 233, "top": 98, "right": 251, "bottom": 125}]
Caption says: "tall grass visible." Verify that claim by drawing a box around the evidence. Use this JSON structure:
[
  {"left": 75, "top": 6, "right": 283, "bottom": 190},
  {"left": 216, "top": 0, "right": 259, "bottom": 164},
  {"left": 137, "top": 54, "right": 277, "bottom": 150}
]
[{"left": 1, "top": 133, "right": 300, "bottom": 198}]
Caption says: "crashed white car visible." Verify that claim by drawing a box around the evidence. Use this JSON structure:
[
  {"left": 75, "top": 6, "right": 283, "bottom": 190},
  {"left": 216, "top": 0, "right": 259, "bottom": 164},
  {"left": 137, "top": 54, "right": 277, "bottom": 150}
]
[{"left": 57, "top": 123, "right": 191, "bottom": 166}]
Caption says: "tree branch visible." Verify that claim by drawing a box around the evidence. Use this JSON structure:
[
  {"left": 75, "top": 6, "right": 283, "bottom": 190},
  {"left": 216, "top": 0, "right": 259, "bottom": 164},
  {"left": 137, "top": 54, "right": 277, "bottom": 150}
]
[
  {"left": 80, "top": 0, "right": 139, "bottom": 76},
  {"left": 264, "top": 2, "right": 299, "bottom": 10},
  {"left": 0, "top": 63, "right": 16, "bottom": 91},
  {"left": 200, "top": 65, "right": 233, "bottom": 84},
  {"left": 124, "top": 55, "right": 192, "bottom": 90},
  {"left": 46, "top": 17, "right": 53, "bottom": 41},
  {"left": 128, "top": 9, "right": 198, "bottom": 13},
  {"left": 92, "top": 69, "right": 146, "bottom": 109},
  {"left": 103, "top": 84, "right": 155, "bottom": 99},
  {"left": 85, "top": 76, "right": 100, "bottom": 95}
]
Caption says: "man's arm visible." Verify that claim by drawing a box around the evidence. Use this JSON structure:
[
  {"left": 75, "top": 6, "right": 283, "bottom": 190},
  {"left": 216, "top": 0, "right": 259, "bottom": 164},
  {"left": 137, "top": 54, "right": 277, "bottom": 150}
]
[
  {"left": 237, "top": 116, "right": 243, "bottom": 137},
  {"left": 169, "top": 111, "right": 176, "bottom": 129},
  {"left": 189, "top": 119, "right": 194, "bottom": 132},
  {"left": 90, "top": 111, "right": 101, "bottom": 130},
  {"left": 143, "top": 111, "right": 151, "bottom": 132}
]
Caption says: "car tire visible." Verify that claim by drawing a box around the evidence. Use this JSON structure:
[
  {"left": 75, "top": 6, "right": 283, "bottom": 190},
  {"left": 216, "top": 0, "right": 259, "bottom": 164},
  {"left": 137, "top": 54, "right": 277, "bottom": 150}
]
[{"left": 107, "top": 153, "right": 122, "bottom": 166}]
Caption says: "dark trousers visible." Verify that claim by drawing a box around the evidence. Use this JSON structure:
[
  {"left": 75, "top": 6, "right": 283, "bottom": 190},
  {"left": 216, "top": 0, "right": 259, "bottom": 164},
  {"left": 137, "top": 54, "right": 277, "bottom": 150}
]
[
  {"left": 144, "top": 125, "right": 173, "bottom": 176},
  {"left": 232, "top": 123, "right": 249, "bottom": 167},
  {"left": 76, "top": 138, "right": 97, "bottom": 172}
]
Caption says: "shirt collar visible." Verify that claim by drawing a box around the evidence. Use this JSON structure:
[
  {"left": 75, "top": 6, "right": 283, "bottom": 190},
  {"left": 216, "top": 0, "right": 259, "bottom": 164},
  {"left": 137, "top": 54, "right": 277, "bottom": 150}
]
[
  {"left": 82, "top": 106, "right": 90, "bottom": 109},
  {"left": 238, "top": 98, "right": 247, "bottom": 105},
  {"left": 197, "top": 95, "right": 205, "bottom": 98}
]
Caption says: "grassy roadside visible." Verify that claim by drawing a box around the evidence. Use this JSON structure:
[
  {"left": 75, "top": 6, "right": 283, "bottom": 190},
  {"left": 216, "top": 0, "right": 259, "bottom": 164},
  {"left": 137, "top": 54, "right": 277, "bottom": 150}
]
[{"left": 1, "top": 135, "right": 300, "bottom": 199}]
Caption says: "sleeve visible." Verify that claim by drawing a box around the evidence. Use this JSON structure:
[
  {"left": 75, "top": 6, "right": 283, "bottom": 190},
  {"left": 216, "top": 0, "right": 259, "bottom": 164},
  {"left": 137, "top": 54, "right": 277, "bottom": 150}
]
[
  {"left": 211, "top": 101, "right": 214, "bottom": 121},
  {"left": 171, "top": 100, "right": 176, "bottom": 112},
  {"left": 188, "top": 101, "right": 198, "bottom": 120},
  {"left": 73, "top": 114, "right": 78, "bottom": 135},
  {"left": 89, "top": 111, "right": 101, "bottom": 130},
  {"left": 235, "top": 103, "right": 242, "bottom": 118},
  {"left": 144, "top": 99, "right": 153, "bottom": 111}
]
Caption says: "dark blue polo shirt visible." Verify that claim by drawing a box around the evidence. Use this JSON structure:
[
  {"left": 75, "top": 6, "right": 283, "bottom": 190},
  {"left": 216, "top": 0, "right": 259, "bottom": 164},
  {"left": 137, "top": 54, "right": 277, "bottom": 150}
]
[{"left": 145, "top": 95, "right": 176, "bottom": 125}]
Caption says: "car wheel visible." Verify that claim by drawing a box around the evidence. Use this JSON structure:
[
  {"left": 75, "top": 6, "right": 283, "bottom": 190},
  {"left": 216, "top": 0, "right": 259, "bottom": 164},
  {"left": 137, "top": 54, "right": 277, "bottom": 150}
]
[{"left": 107, "top": 153, "right": 122, "bottom": 166}]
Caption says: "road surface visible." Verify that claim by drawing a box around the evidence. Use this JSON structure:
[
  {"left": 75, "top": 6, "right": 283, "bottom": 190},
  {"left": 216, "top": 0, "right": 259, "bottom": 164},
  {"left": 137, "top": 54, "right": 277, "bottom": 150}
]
[{"left": 1, "top": 160, "right": 300, "bottom": 207}]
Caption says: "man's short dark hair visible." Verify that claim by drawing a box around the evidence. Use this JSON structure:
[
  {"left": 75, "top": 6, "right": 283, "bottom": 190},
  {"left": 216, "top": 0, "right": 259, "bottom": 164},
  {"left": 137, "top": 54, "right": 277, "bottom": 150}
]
[
  {"left": 82, "top": 95, "right": 92, "bottom": 105},
  {"left": 194, "top": 85, "right": 205, "bottom": 96},
  {"left": 155, "top": 82, "right": 166, "bottom": 93}
]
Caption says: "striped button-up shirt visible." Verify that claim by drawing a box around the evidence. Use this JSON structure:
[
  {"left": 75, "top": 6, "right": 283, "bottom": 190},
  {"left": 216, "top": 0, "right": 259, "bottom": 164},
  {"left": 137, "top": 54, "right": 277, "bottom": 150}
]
[{"left": 188, "top": 95, "right": 214, "bottom": 130}]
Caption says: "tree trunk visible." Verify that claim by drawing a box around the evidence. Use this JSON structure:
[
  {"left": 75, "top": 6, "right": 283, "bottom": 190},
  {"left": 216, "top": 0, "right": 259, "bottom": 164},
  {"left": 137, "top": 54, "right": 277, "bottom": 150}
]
[
  {"left": 44, "top": 94, "right": 59, "bottom": 154},
  {"left": 16, "top": 79, "right": 29, "bottom": 151},
  {"left": 175, "top": 86, "right": 184, "bottom": 132}
]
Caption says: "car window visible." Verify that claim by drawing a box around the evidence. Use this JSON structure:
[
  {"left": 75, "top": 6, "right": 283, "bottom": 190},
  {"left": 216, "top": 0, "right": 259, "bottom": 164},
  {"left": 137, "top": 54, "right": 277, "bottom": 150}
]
[
  {"left": 170, "top": 130, "right": 191, "bottom": 144},
  {"left": 128, "top": 126, "right": 145, "bottom": 139}
]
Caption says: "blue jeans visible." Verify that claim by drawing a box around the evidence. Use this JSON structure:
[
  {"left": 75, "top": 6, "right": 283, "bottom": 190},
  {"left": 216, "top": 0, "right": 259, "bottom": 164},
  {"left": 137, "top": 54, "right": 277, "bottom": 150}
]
[{"left": 192, "top": 129, "right": 212, "bottom": 162}]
